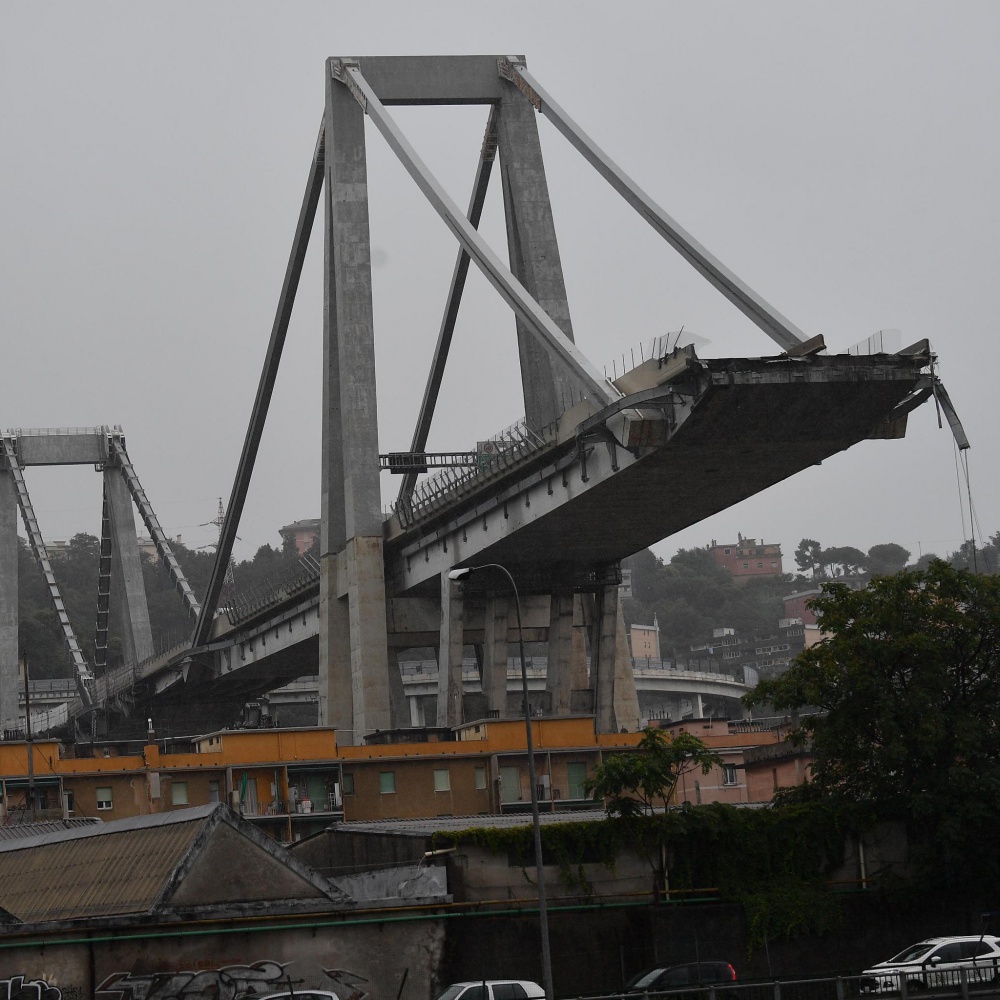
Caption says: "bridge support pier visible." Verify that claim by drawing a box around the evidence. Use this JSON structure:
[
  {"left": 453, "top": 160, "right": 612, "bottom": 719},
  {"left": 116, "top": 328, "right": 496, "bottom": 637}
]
[
  {"left": 482, "top": 594, "right": 509, "bottom": 718},
  {"left": 0, "top": 472, "right": 18, "bottom": 731},
  {"left": 104, "top": 468, "right": 154, "bottom": 666},
  {"left": 545, "top": 591, "right": 578, "bottom": 715},
  {"left": 589, "top": 584, "right": 641, "bottom": 733},
  {"left": 318, "top": 68, "right": 393, "bottom": 745},
  {"left": 436, "top": 574, "right": 465, "bottom": 727}
]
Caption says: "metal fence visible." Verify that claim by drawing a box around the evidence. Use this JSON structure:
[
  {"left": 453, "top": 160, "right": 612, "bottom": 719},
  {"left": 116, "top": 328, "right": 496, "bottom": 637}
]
[{"left": 591, "top": 969, "right": 1000, "bottom": 1000}]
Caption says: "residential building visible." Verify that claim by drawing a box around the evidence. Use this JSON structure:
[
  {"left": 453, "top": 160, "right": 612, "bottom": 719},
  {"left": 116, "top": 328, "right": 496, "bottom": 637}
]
[
  {"left": 629, "top": 616, "right": 661, "bottom": 660},
  {"left": 783, "top": 588, "right": 822, "bottom": 624},
  {"left": 278, "top": 518, "right": 321, "bottom": 556},
  {"left": 710, "top": 534, "right": 784, "bottom": 583}
]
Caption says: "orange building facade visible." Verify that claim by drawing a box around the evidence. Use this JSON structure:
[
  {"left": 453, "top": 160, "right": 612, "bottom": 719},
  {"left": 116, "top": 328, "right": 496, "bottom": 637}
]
[{"left": 0, "top": 716, "right": 807, "bottom": 843}]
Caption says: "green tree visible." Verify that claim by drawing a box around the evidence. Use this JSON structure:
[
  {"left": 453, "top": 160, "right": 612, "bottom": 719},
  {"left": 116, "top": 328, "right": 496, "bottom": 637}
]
[
  {"left": 584, "top": 727, "right": 722, "bottom": 817},
  {"left": 584, "top": 728, "right": 722, "bottom": 897},
  {"left": 866, "top": 542, "right": 911, "bottom": 576},
  {"left": 794, "top": 538, "right": 823, "bottom": 578},
  {"left": 746, "top": 561, "right": 1000, "bottom": 892},
  {"left": 819, "top": 545, "right": 867, "bottom": 577}
]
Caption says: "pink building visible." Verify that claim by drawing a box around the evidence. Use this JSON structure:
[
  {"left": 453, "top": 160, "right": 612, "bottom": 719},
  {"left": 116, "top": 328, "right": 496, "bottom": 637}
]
[{"left": 710, "top": 534, "right": 783, "bottom": 583}]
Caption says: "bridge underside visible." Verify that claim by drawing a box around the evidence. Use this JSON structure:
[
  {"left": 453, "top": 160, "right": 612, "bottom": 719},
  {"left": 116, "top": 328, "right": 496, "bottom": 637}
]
[
  {"left": 464, "top": 374, "right": 914, "bottom": 572},
  {"left": 386, "top": 351, "right": 929, "bottom": 592}
]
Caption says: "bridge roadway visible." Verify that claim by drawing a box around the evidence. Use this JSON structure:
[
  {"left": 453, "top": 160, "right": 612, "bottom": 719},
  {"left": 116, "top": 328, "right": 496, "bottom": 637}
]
[{"left": 66, "top": 343, "right": 932, "bottom": 739}]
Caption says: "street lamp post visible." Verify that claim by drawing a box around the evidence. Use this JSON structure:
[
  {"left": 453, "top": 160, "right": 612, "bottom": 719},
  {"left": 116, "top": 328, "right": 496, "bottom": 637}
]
[{"left": 448, "top": 564, "right": 554, "bottom": 1000}]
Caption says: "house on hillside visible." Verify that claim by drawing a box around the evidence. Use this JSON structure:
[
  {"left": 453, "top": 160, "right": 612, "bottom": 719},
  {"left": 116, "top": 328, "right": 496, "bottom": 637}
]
[{"left": 710, "top": 534, "right": 783, "bottom": 583}]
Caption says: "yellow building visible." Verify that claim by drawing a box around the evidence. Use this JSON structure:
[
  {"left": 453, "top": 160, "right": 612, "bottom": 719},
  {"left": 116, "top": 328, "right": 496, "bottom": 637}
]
[{"left": 0, "top": 716, "right": 788, "bottom": 842}]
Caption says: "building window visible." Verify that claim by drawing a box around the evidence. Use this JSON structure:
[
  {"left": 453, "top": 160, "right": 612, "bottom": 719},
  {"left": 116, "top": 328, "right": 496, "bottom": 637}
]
[
  {"left": 742, "top": 562, "right": 749, "bottom": 569},
  {"left": 433, "top": 768, "right": 450, "bottom": 792},
  {"left": 342, "top": 772, "right": 355, "bottom": 795},
  {"left": 96, "top": 787, "right": 113, "bottom": 811},
  {"left": 724, "top": 547, "right": 731, "bottom": 554},
  {"left": 64, "top": 789, "right": 74, "bottom": 815},
  {"left": 208, "top": 780, "right": 220, "bottom": 803},
  {"left": 379, "top": 771, "right": 396, "bottom": 794},
  {"left": 723, "top": 765, "right": 738, "bottom": 786},
  {"left": 474, "top": 767, "right": 486, "bottom": 790},
  {"left": 171, "top": 781, "right": 189, "bottom": 806}
]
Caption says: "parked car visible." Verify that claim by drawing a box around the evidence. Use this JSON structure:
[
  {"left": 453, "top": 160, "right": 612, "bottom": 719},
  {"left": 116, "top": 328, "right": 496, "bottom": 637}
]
[
  {"left": 625, "top": 962, "right": 737, "bottom": 993},
  {"left": 434, "top": 982, "right": 545, "bottom": 1000},
  {"left": 859, "top": 936, "right": 1000, "bottom": 993},
  {"left": 259, "top": 993, "right": 340, "bottom": 1000}
]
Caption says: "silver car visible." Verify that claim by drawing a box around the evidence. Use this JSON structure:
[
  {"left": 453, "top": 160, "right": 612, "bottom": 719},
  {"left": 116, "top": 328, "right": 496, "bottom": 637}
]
[
  {"left": 434, "top": 982, "right": 544, "bottom": 1000},
  {"left": 860, "top": 936, "right": 1000, "bottom": 993}
]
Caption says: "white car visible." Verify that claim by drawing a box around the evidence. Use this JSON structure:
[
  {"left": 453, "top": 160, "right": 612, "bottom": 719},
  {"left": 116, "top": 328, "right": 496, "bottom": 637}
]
[
  {"left": 434, "top": 981, "right": 544, "bottom": 1000},
  {"left": 860, "top": 936, "right": 1000, "bottom": 993}
]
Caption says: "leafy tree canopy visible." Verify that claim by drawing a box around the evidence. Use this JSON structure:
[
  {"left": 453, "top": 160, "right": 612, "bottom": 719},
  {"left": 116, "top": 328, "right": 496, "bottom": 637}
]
[
  {"left": 746, "top": 561, "right": 1000, "bottom": 890},
  {"left": 867, "top": 542, "right": 911, "bottom": 576},
  {"left": 584, "top": 727, "right": 721, "bottom": 816}
]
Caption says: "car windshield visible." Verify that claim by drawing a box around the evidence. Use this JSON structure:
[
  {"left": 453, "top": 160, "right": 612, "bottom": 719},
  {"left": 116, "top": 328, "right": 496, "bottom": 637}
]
[
  {"left": 888, "top": 943, "right": 935, "bottom": 964},
  {"left": 435, "top": 987, "right": 468, "bottom": 1000},
  {"left": 629, "top": 970, "right": 668, "bottom": 989}
]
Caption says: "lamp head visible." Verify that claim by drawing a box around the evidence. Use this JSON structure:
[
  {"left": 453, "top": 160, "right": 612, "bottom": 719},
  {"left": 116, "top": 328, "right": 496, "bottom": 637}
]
[{"left": 448, "top": 568, "right": 472, "bottom": 581}]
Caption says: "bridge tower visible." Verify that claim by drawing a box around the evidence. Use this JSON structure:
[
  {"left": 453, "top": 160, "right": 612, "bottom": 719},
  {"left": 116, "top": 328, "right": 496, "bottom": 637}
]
[
  {"left": 0, "top": 427, "right": 199, "bottom": 730},
  {"left": 316, "top": 57, "right": 637, "bottom": 743}
]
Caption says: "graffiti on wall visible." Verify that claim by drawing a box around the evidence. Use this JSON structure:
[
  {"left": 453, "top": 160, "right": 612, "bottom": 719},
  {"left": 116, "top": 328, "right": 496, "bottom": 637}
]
[
  {"left": 0, "top": 977, "right": 62, "bottom": 1000},
  {"left": 96, "top": 962, "right": 290, "bottom": 1000},
  {"left": 323, "top": 970, "right": 370, "bottom": 1000},
  {"left": 95, "top": 962, "right": 372, "bottom": 1000}
]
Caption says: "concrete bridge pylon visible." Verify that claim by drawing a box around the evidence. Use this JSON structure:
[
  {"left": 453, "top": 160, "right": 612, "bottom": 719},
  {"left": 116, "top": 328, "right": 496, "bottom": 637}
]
[
  {"left": 0, "top": 427, "right": 200, "bottom": 730},
  {"left": 315, "top": 57, "right": 635, "bottom": 743}
]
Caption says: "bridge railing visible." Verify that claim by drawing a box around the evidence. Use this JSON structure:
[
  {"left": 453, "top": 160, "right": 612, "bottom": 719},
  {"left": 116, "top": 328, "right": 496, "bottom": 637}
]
[
  {"left": 389, "top": 418, "right": 549, "bottom": 528},
  {"left": 226, "top": 555, "right": 321, "bottom": 626}
]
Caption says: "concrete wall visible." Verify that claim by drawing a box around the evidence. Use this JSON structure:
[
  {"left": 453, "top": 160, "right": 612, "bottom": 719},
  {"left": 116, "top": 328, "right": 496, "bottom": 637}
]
[
  {"left": 0, "top": 917, "right": 444, "bottom": 1000},
  {"left": 1, "top": 887, "right": 996, "bottom": 1000}
]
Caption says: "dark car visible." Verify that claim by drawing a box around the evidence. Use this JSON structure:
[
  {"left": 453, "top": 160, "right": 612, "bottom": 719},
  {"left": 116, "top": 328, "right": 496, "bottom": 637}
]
[{"left": 625, "top": 962, "right": 737, "bottom": 993}]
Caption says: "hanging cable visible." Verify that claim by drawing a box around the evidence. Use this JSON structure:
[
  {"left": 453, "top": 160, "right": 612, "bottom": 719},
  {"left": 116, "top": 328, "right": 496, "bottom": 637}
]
[
  {"left": 961, "top": 450, "right": 985, "bottom": 573},
  {"left": 952, "top": 438, "right": 969, "bottom": 561}
]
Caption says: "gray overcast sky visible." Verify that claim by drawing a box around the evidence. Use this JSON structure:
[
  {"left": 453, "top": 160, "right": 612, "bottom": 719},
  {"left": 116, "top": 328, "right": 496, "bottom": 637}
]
[{"left": 2, "top": 2, "right": 997, "bottom": 572}]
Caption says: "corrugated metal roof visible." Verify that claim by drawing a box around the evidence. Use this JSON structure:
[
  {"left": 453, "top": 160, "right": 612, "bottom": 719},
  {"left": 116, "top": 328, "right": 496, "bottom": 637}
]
[
  {"left": 0, "top": 817, "right": 102, "bottom": 841},
  {"left": 332, "top": 809, "right": 612, "bottom": 837},
  {"left": 0, "top": 802, "right": 215, "bottom": 852},
  {"left": 0, "top": 809, "right": 209, "bottom": 922}
]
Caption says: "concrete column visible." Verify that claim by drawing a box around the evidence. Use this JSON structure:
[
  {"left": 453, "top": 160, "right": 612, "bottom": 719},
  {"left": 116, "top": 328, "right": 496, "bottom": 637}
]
[
  {"left": 0, "top": 471, "right": 18, "bottom": 731},
  {"left": 694, "top": 693, "right": 705, "bottom": 719},
  {"left": 319, "top": 62, "right": 392, "bottom": 741},
  {"left": 497, "top": 78, "right": 590, "bottom": 429},
  {"left": 386, "top": 649, "right": 408, "bottom": 729},
  {"left": 319, "top": 552, "right": 353, "bottom": 737},
  {"left": 346, "top": 537, "right": 392, "bottom": 739},
  {"left": 482, "top": 594, "right": 510, "bottom": 717},
  {"left": 611, "top": 595, "right": 641, "bottom": 732},
  {"left": 590, "top": 584, "right": 641, "bottom": 733},
  {"left": 545, "top": 591, "right": 575, "bottom": 715},
  {"left": 436, "top": 574, "right": 465, "bottom": 728},
  {"left": 408, "top": 694, "right": 422, "bottom": 728},
  {"left": 104, "top": 468, "right": 154, "bottom": 665}
]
